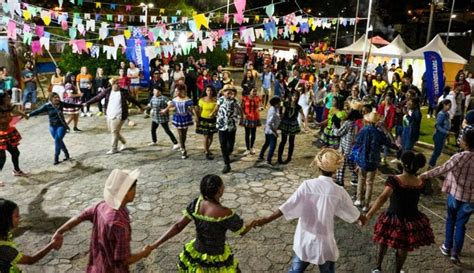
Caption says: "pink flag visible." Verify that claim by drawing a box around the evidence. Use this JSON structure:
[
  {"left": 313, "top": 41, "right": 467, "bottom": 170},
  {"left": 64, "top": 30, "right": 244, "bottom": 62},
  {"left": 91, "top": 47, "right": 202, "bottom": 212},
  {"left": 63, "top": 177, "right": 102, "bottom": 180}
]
[
  {"left": 234, "top": 0, "right": 246, "bottom": 15},
  {"left": 7, "top": 20, "right": 16, "bottom": 40},
  {"left": 31, "top": 40, "right": 42, "bottom": 55},
  {"left": 126, "top": 5, "right": 132, "bottom": 11},
  {"left": 61, "top": 20, "right": 68, "bottom": 30},
  {"left": 35, "top": 26, "right": 44, "bottom": 37}
]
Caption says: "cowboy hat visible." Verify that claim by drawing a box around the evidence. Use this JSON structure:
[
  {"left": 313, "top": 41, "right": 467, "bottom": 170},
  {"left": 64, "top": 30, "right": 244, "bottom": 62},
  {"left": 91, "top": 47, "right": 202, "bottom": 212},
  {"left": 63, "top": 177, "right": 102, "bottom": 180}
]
[
  {"left": 364, "top": 111, "right": 382, "bottom": 124},
  {"left": 104, "top": 169, "right": 140, "bottom": 210},
  {"left": 221, "top": 84, "right": 237, "bottom": 93},
  {"left": 311, "top": 148, "right": 344, "bottom": 173},
  {"left": 349, "top": 100, "right": 363, "bottom": 111}
]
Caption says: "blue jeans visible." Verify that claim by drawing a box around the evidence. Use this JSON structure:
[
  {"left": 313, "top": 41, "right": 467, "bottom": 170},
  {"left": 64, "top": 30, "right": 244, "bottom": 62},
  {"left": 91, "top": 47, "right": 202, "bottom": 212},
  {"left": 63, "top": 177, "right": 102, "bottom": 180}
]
[
  {"left": 22, "top": 88, "right": 37, "bottom": 105},
  {"left": 429, "top": 132, "right": 447, "bottom": 167},
  {"left": 259, "top": 133, "right": 277, "bottom": 163},
  {"left": 445, "top": 194, "right": 473, "bottom": 256},
  {"left": 288, "top": 254, "right": 335, "bottom": 273},
  {"left": 49, "top": 125, "right": 69, "bottom": 162}
]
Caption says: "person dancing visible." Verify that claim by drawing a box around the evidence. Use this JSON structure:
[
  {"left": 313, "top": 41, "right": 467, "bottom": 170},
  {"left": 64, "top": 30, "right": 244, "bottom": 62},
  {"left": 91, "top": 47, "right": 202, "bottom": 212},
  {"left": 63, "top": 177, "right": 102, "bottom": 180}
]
[
  {"left": 63, "top": 73, "right": 83, "bottom": 132},
  {"left": 0, "top": 93, "right": 29, "bottom": 186},
  {"left": 195, "top": 86, "right": 218, "bottom": 160},
  {"left": 240, "top": 87, "right": 262, "bottom": 156},
  {"left": 278, "top": 93, "right": 304, "bottom": 164}
]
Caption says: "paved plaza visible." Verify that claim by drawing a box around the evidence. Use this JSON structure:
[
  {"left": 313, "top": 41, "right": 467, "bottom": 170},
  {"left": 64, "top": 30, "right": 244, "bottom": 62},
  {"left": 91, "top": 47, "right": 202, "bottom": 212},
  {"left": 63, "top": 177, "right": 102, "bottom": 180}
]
[{"left": 1, "top": 108, "right": 473, "bottom": 273}]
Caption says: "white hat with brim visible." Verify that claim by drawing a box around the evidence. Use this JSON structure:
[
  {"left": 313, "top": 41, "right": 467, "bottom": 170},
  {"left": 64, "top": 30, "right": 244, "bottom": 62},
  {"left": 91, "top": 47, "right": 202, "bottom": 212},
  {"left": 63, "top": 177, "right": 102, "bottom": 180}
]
[
  {"left": 104, "top": 169, "right": 140, "bottom": 210},
  {"left": 364, "top": 112, "right": 382, "bottom": 123},
  {"left": 311, "top": 148, "right": 344, "bottom": 173}
]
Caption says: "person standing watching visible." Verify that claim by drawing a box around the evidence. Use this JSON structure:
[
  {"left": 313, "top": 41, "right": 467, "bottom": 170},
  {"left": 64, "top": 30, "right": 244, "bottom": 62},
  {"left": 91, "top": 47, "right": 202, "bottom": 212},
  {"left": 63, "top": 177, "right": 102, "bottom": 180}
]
[
  {"left": 21, "top": 61, "right": 37, "bottom": 110},
  {"left": 419, "top": 129, "right": 474, "bottom": 266},
  {"left": 76, "top": 66, "right": 93, "bottom": 117}
]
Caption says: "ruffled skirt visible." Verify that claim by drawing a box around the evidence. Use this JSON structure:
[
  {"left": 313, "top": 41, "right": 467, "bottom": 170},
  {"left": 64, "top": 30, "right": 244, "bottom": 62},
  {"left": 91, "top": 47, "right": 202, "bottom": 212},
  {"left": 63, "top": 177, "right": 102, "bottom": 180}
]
[
  {"left": 278, "top": 119, "right": 300, "bottom": 135},
  {"left": 373, "top": 212, "right": 435, "bottom": 251},
  {"left": 319, "top": 127, "right": 340, "bottom": 148},
  {"left": 173, "top": 114, "right": 193, "bottom": 129},
  {"left": 239, "top": 119, "right": 261, "bottom": 128},
  {"left": 178, "top": 239, "right": 239, "bottom": 273},
  {"left": 0, "top": 128, "right": 21, "bottom": 150},
  {"left": 196, "top": 117, "right": 217, "bottom": 135}
]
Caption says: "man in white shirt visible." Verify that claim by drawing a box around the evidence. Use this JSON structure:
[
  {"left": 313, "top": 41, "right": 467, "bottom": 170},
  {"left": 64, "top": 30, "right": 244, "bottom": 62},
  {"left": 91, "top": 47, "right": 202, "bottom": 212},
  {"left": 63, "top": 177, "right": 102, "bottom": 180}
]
[{"left": 254, "top": 148, "right": 366, "bottom": 273}]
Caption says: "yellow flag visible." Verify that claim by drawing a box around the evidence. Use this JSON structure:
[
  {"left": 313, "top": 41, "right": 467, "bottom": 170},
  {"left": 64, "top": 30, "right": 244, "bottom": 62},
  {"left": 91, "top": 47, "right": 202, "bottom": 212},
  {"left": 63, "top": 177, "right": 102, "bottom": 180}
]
[
  {"left": 308, "top": 18, "right": 314, "bottom": 26},
  {"left": 124, "top": 30, "right": 131, "bottom": 39},
  {"left": 96, "top": 2, "right": 101, "bottom": 8},
  {"left": 154, "top": 41, "right": 160, "bottom": 47},
  {"left": 86, "top": 42, "right": 93, "bottom": 48},
  {"left": 192, "top": 10, "right": 197, "bottom": 16},
  {"left": 193, "top": 14, "right": 209, "bottom": 29},
  {"left": 43, "top": 15, "right": 51, "bottom": 25},
  {"left": 23, "top": 10, "right": 31, "bottom": 20},
  {"left": 290, "top": 25, "right": 297, "bottom": 33},
  {"left": 160, "top": 9, "right": 165, "bottom": 14},
  {"left": 255, "top": 15, "right": 259, "bottom": 21}
]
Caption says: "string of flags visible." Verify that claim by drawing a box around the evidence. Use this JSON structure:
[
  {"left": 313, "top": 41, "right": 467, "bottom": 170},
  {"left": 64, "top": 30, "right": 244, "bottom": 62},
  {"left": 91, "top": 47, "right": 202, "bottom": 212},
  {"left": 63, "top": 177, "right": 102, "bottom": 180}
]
[{"left": 1, "top": 0, "right": 365, "bottom": 60}]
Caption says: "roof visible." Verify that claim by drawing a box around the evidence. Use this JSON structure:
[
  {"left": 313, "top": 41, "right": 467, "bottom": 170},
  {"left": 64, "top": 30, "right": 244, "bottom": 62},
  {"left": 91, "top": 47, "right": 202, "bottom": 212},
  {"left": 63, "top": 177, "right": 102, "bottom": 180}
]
[
  {"left": 403, "top": 34, "right": 467, "bottom": 64},
  {"left": 335, "top": 35, "right": 379, "bottom": 55},
  {"left": 372, "top": 35, "right": 412, "bottom": 57},
  {"left": 370, "top": 36, "right": 389, "bottom": 46}
]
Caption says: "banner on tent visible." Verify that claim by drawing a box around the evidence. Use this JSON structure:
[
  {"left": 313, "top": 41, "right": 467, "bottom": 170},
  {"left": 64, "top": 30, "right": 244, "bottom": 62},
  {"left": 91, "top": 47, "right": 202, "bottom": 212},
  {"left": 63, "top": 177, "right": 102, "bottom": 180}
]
[
  {"left": 126, "top": 37, "right": 150, "bottom": 85},
  {"left": 423, "top": 51, "right": 444, "bottom": 107}
]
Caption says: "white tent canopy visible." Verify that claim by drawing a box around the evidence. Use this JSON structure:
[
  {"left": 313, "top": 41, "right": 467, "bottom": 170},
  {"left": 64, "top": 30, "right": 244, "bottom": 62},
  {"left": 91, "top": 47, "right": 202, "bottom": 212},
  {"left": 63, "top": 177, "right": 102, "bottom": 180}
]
[
  {"left": 372, "top": 35, "right": 412, "bottom": 57},
  {"left": 403, "top": 34, "right": 467, "bottom": 64},
  {"left": 335, "top": 34, "right": 379, "bottom": 55}
]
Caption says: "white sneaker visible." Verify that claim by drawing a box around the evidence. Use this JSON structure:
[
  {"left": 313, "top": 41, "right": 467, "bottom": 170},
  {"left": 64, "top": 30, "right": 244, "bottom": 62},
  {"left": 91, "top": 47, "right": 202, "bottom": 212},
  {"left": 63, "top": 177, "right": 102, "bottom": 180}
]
[
  {"left": 106, "top": 150, "right": 118, "bottom": 155},
  {"left": 80, "top": 112, "right": 86, "bottom": 117},
  {"left": 371, "top": 269, "right": 381, "bottom": 273},
  {"left": 148, "top": 142, "right": 157, "bottom": 146},
  {"left": 243, "top": 150, "right": 251, "bottom": 156},
  {"left": 86, "top": 112, "right": 92, "bottom": 117},
  {"left": 119, "top": 144, "right": 127, "bottom": 151},
  {"left": 172, "top": 144, "right": 180, "bottom": 150},
  {"left": 354, "top": 200, "right": 362, "bottom": 206},
  {"left": 250, "top": 148, "right": 256, "bottom": 155},
  {"left": 362, "top": 206, "right": 369, "bottom": 212}
]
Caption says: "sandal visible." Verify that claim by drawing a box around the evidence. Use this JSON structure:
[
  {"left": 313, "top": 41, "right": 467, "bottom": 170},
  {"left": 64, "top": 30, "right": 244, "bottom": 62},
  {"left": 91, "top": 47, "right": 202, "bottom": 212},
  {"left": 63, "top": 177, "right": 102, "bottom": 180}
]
[{"left": 13, "top": 170, "right": 29, "bottom": 177}]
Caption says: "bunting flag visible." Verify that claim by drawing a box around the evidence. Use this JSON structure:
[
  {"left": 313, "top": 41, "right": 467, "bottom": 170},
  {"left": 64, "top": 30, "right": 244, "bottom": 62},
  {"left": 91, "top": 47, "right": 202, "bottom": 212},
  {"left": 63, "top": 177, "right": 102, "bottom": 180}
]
[{"left": 193, "top": 14, "right": 209, "bottom": 30}]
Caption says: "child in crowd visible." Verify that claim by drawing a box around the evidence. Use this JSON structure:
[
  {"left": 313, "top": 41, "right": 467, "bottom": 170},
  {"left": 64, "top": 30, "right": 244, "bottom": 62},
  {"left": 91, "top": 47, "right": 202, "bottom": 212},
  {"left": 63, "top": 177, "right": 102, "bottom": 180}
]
[
  {"left": 146, "top": 88, "right": 179, "bottom": 150},
  {"left": 258, "top": 96, "right": 281, "bottom": 166}
]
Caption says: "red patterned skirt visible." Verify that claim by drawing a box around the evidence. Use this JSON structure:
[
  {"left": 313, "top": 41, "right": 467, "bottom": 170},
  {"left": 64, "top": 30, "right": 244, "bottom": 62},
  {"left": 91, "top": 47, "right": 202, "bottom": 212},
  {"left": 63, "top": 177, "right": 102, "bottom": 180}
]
[
  {"left": 373, "top": 211, "right": 435, "bottom": 251},
  {"left": 0, "top": 128, "right": 22, "bottom": 150}
]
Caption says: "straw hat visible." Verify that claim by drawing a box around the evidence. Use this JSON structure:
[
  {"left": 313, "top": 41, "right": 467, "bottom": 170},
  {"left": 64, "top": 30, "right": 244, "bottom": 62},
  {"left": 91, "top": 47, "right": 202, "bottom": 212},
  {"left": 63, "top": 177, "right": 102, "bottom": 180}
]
[
  {"left": 104, "top": 169, "right": 140, "bottom": 210},
  {"left": 364, "top": 111, "right": 382, "bottom": 124},
  {"left": 349, "top": 100, "right": 363, "bottom": 111},
  {"left": 311, "top": 148, "right": 344, "bottom": 173},
  {"left": 221, "top": 84, "right": 237, "bottom": 93}
]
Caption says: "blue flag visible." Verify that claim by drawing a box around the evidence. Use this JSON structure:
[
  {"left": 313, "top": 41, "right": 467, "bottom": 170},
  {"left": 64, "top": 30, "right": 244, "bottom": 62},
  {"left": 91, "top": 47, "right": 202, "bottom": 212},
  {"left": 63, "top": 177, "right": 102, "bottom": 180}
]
[{"left": 423, "top": 51, "right": 444, "bottom": 107}]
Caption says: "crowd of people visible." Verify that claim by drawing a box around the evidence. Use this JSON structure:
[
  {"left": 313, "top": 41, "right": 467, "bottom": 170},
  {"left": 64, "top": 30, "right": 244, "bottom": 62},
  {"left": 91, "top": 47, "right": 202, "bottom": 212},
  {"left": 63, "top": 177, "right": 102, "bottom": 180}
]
[{"left": 0, "top": 54, "right": 473, "bottom": 273}]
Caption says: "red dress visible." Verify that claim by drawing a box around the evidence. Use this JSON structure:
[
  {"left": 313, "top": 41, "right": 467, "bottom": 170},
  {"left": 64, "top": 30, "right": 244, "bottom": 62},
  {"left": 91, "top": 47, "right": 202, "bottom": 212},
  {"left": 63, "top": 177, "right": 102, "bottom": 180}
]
[
  {"left": 240, "top": 96, "right": 261, "bottom": 128},
  {"left": 0, "top": 110, "right": 21, "bottom": 150},
  {"left": 373, "top": 176, "right": 435, "bottom": 251}
]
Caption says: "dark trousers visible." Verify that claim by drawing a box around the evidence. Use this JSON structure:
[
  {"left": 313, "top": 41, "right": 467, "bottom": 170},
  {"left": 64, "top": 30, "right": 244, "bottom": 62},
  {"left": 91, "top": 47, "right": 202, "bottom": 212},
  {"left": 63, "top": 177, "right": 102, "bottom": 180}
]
[
  {"left": 218, "top": 130, "right": 236, "bottom": 166},
  {"left": 0, "top": 144, "right": 20, "bottom": 171},
  {"left": 244, "top": 127, "right": 257, "bottom": 150},
  {"left": 451, "top": 115, "right": 462, "bottom": 140},
  {"left": 80, "top": 88, "right": 92, "bottom": 112},
  {"left": 259, "top": 133, "right": 277, "bottom": 163},
  {"left": 48, "top": 125, "right": 69, "bottom": 162},
  {"left": 278, "top": 133, "right": 295, "bottom": 162},
  {"left": 429, "top": 132, "right": 447, "bottom": 167},
  {"left": 151, "top": 121, "right": 178, "bottom": 144}
]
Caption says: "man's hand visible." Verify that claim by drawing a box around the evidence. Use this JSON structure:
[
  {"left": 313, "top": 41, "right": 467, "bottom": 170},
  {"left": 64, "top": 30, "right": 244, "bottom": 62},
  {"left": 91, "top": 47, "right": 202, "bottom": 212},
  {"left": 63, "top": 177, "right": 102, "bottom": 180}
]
[{"left": 358, "top": 214, "right": 368, "bottom": 227}]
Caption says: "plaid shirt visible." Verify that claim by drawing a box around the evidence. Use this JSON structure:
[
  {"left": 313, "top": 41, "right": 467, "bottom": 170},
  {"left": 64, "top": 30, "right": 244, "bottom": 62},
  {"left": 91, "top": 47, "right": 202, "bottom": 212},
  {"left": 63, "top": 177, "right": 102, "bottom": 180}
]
[
  {"left": 78, "top": 201, "right": 132, "bottom": 273},
  {"left": 333, "top": 120, "right": 356, "bottom": 156},
  {"left": 422, "top": 151, "right": 474, "bottom": 203},
  {"left": 149, "top": 95, "right": 170, "bottom": 124}
]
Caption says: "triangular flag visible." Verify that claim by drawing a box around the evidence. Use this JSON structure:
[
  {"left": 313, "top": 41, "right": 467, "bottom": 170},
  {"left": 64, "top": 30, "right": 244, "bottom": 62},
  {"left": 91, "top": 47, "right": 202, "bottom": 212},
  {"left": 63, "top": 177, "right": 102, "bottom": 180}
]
[
  {"left": 193, "top": 14, "right": 209, "bottom": 30},
  {"left": 265, "top": 4, "right": 274, "bottom": 18},
  {"left": 95, "top": 2, "right": 101, "bottom": 8}
]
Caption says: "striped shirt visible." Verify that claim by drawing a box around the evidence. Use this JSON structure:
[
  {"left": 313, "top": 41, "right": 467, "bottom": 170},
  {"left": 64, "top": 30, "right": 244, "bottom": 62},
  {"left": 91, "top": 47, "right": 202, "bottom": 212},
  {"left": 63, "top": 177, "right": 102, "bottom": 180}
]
[{"left": 422, "top": 151, "right": 474, "bottom": 203}]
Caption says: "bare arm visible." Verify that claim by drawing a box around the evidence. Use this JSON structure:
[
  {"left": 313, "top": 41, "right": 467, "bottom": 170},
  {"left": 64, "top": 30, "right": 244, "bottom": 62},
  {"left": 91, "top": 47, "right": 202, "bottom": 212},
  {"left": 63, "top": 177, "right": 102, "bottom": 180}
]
[
  {"left": 122, "top": 245, "right": 153, "bottom": 266},
  {"left": 151, "top": 216, "right": 191, "bottom": 250},
  {"left": 18, "top": 239, "right": 61, "bottom": 265},
  {"left": 255, "top": 209, "right": 283, "bottom": 227},
  {"left": 366, "top": 186, "right": 393, "bottom": 221}
]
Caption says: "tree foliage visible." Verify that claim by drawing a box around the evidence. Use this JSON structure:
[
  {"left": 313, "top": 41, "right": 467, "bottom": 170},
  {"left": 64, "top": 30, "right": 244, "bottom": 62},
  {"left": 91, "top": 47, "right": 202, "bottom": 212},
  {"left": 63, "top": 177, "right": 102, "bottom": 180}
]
[
  {"left": 176, "top": 46, "right": 229, "bottom": 70},
  {"left": 58, "top": 46, "right": 127, "bottom": 76}
]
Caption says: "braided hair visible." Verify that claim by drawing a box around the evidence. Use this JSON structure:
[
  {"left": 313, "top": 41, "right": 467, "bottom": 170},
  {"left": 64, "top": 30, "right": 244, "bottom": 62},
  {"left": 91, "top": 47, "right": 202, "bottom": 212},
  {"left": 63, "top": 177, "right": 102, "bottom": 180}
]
[
  {"left": 0, "top": 198, "right": 18, "bottom": 239},
  {"left": 200, "top": 175, "right": 224, "bottom": 203},
  {"left": 400, "top": 151, "right": 426, "bottom": 175}
]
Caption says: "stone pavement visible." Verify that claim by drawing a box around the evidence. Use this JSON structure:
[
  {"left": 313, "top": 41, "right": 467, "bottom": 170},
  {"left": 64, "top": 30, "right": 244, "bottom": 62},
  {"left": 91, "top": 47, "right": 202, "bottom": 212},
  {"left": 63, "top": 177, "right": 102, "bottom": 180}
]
[{"left": 1, "top": 109, "right": 472, "bottom": 273}]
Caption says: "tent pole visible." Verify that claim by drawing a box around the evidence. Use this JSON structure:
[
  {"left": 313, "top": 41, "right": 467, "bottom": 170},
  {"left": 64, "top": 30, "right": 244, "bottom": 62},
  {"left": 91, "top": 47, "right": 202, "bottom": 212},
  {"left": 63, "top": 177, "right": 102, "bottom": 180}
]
[
  {"left": 358, "top": 0, "right": 373, "bottom": 88},
  {"left": 426, "top": 0, "right": 435, "bottom": 44},
  {"left": 353, "top": 0, "right": 360, "bottom": 43},
  {"left": 446, "top": 0, "right": 455, "bottom": 45}
]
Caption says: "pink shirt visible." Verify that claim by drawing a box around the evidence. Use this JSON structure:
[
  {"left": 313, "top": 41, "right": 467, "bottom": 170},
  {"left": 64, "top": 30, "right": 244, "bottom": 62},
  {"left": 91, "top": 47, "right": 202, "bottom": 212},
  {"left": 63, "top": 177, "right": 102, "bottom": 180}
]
[{"left": 79, "top": 201, "right": 131, "bottom": 273}]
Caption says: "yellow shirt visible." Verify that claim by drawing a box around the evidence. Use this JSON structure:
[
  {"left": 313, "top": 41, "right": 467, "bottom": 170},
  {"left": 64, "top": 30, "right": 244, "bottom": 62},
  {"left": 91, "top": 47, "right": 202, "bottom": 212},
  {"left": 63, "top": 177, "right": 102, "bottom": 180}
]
[
  {"left": 392, "top": 81, "right": 401, "bottom": 95},
  {"left": 198, "top": 98, "right": 217, "bottom": 119},
  {"left": 372, "top": 79, "right": 387, "bottom": 95},
  {"left": 395, "top": 68, "right": 404, "bottom": 79}
]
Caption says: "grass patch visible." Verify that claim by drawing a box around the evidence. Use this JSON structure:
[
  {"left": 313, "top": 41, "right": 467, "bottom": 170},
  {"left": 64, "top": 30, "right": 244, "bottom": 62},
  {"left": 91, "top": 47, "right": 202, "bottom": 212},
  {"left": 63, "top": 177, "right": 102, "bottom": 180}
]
[{"left": 419, "top": 107, "right": 458, "bottom": 150}]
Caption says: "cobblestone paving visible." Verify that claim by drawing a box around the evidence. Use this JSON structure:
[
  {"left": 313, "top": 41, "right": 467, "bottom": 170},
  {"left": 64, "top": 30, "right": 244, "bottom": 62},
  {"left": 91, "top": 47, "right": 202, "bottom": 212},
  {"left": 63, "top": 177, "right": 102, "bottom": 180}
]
[{"left": 1, "top": 109, "right": 473, "bottom": 273}]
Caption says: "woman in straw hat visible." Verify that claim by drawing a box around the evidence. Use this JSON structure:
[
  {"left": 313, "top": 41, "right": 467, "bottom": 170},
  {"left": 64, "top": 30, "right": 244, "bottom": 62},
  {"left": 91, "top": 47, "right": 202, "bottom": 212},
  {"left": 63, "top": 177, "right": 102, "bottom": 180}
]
[
  {"left": 150, "top": 174, "right": 256, "bottom": 272},
  {"left": 253, "top": 148, "right": 366, "bottom": 273},
  {"left": 53, "top": 169, "right": 154, "bottom": 272},
  {"left": 353, "top": 112, "right": 395, "bottom": 212},
  {"left": 332, "top": 100, "right": 363, "bottom": 187}
]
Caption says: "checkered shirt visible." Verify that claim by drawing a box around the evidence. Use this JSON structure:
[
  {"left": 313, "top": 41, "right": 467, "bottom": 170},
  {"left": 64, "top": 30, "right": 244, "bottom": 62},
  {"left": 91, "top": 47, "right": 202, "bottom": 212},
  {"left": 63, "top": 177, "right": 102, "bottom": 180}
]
[{"left": 332, "top": 120, "right": 356, "bottom": 156}]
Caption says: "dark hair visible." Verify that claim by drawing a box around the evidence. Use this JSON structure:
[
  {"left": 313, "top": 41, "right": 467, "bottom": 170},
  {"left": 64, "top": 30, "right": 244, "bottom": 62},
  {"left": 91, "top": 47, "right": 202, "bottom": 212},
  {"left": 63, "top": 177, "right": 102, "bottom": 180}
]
[
  {"left": 0, "top": 198, "right": 18, "bottom": 239},
  {"left": 400, "top": 151, "right": 426, "bottom": 175},
  {"left": 320, "top": 169, "right": 333, "bottom": 176},
  {"left": 362, "top": 104, "right": 373, "bottom": 113},
  {"left": 175, "top": 83, "right": 187, "bottom": 93},
  {"left": 200, "top": 174, "right": 224, "bottom": 202},
  {"left": 410, "top": 97, "right": 421, "bottom": 108},
  {"left": 65, "top": 72, "right": 75, "bottom": 84},
  {"left": 347, "top": 109, "right": 363, "bottom": 121},
  {"left": 436, "top": 99, "right": 452, "bottom": 117},
  {"left": 333, "top": 95, "right": 345, "bottom": 110},
  {"left": 204, "top": 85, "right": 217, "bottom": 98},
  {"left": 442, "top": 86, "right": 451, "bottom": 98},
  {"left": 270, "top": 96, "right": 281, "bottom": 106},
  {"left": 463, "top": 129, "right": 474, "bottom": 149},
  {"left": 393, "top": 72, "right": 401, "bottom": 83},
  {"left": 48, "top": 92, "right": 60, "bottom": 101}
]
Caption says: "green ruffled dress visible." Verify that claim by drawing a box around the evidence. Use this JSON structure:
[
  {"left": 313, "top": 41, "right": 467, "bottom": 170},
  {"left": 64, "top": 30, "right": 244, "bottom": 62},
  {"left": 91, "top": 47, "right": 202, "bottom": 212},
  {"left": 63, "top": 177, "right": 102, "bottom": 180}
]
[
  {"left": 178, "top": 196, "right": 245, "bottom": 273},
  {"left": 0, "top": 233, "right": 23, "bottom": 273}
]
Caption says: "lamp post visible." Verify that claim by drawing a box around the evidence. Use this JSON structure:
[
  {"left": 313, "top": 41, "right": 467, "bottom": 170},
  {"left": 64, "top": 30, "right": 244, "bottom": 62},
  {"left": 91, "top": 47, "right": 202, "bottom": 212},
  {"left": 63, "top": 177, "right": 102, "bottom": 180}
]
[
  {"left": 446, "top": 0, "right": 456, "bottom": 45},
  {"left": 426, "top": 0, "right": 436, "bottom": 44},
  {"left": 358, "top": 0, "right": 373, "bottom": 89},
  {"left": 140, "top": 2, "right": 154, "bottom": 29},
  {"left": 353, "top": 0, "right": 360, "bottom": 43}
]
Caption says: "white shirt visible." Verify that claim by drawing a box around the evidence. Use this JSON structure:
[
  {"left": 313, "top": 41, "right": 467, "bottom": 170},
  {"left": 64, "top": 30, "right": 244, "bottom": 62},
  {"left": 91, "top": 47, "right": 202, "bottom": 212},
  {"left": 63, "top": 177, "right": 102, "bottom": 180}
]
[
  {"left": 127, "top": 68, "right": 140, "bottom": 84},
  {"left": 107, "top": 91, "right": 122, "bottom": 119},
  {"left": 279, "top": 176, "right": 360, "bottom": 265},
  {"left": 438, "top": 93, "right": 456, "bottom": 119}
]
